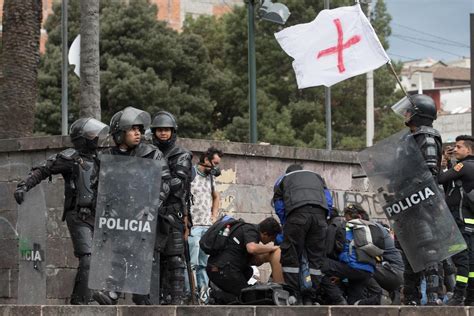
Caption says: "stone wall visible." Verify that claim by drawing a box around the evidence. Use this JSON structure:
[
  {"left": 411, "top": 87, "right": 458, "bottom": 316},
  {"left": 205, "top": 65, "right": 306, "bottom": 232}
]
[
  {"left": 0, "top": 136, "right": 381, "bottom": 304},
  {"left": 0, "top": 305, "right": 471, "bottom": 315}
]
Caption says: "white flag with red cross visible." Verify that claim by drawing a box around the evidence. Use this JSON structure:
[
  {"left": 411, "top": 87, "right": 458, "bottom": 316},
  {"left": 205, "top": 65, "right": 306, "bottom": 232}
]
[{"left": 275, "top": 3, "right": 390, "bottom": 88}]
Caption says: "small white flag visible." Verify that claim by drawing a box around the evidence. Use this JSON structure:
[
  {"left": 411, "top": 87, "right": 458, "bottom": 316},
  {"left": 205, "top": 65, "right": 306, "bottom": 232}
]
[{"left": 275, "top": 4, "right": 390, "bottom": 88}]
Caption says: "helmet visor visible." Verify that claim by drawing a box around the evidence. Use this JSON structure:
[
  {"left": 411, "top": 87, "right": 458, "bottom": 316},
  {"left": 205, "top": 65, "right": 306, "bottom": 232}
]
[
  {"left": 119, "top": 107, "right": 151, "bottom": 131},
  {"left": 391, "top": 96, "right": 415, "bottom": 120},
  {"left": 82, "top": 118, "right": 110, "bottom": 140}
]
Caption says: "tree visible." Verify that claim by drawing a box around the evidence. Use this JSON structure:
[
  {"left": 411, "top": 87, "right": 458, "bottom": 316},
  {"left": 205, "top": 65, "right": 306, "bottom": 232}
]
[
  {"left": 0, "top": 0, "right": 42, "bottom": 138},
  {"left": 37, "top": 0, "right": 218, "bottom": 137},
  {"left": 183, "top": 0, "right": 405, "bottom": 149},
  {"left": 80, "top": 0, "right": 101, "bottom": 119},
  {"left": 37, "top": 0, "right": 405, "bottom": 148}
]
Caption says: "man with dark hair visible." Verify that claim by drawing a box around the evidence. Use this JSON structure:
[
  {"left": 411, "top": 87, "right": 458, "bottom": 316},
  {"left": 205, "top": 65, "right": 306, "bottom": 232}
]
[
  {"left": 439, "top": 135, "right": 474, "bottom": 305},
  {"left": 187, "top": 146, "right": 224, "bottom": 301},
  {"left": 273, "top": 163, "right": 329, "bottom": 304},
  {"left": 206, "top": 217, "right": 282, "bottom": 300}
]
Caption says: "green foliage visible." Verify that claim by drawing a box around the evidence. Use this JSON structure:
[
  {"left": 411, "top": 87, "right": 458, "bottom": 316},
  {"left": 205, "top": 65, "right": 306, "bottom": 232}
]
[
  {"left": 37, "top": 0, "right": 217, "bottom": 138},
  {"left": 37, "top": 0, "right": 405, "bottom": 149},
  {"left": 182, "top": 0, "right": 403, "bottom": 149}
]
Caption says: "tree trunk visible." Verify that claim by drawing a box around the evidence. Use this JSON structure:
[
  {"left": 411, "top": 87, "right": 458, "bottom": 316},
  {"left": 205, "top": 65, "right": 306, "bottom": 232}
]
[
  {"left": 0, "top": 0, "right": 42, "bottom": 139},
  {"left": 79, "top": 0, "right": 101, "bottom": 119}
]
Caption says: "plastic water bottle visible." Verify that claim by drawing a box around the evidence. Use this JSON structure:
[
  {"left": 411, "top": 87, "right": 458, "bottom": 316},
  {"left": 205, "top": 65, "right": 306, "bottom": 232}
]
[{"left": 222, "top": 225, "right": 231, "bottom": 237}]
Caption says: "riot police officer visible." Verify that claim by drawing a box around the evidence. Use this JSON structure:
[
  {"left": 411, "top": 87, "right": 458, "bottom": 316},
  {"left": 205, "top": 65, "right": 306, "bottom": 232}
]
[
  {"left": 392, "top": 94, "right": 443, "bottom": 305},
  {"left": 150, "top": 111, "right": 193, "bottom": 305},
  {"left": 93, "top": 106, "right": 171, "bottom": 305},
  {"left": 439, "top": 135, "right": 474, "bottom": 305},
  {"left": 14, "top": 117, "right": 109, "bottom": 305}
]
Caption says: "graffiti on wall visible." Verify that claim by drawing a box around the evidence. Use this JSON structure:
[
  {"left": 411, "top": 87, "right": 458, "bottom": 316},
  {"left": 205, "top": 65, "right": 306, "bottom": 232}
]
[{"left": 331, "top": 190, "right": 386, "bottom": 220}]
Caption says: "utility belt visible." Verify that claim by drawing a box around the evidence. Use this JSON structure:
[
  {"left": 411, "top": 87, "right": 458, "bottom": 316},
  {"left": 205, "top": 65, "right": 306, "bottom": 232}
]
[{"left": 288, "top": 204, "right": 327, "bottom": 216}]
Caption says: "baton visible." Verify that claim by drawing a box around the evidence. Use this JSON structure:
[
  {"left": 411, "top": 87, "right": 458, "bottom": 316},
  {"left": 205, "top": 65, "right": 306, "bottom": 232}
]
[{"left": 184, "top": 239, "right": 197, "bottom": 305}]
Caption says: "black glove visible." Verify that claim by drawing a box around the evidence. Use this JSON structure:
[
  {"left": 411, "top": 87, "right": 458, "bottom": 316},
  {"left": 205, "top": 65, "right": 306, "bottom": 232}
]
[
  {"left": 14, "top": 182, "right": 28, "bottom": 205},
  {"left": 78, "top": 207, "right": 92, "bottom": 220}
]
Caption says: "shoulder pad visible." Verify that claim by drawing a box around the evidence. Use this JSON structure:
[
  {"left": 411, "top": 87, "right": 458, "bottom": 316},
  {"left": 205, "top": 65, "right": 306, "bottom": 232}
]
[
  {"left": 166, "top": 146, "right": 192, "bottom": 159},
  {"left": 133, "top": 142, "right": 161, "bottom": 159},
  {"left": 58, "top": 148, "right": 79, "bottom": 160},
  {"left": 413, "top": 126, "right": 441, "bottom": 138}
]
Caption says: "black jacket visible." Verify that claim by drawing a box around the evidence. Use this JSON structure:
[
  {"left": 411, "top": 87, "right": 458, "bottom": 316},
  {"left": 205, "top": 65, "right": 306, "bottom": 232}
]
[{"left": 273, "top": 170, "right": 328, "bottom": 216}]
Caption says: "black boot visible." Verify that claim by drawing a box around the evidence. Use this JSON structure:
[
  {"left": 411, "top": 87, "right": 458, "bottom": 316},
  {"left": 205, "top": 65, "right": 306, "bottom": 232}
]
[
  {"left": 70, "top": 255, "right": 93, "bottom": 305},
  {"left": 92, "top": 290, "right": 119, "bottom": 305},
  {"left": 464, "top": 289, "right": 474, "bottom": 306},
  {"left": 132, "top": 294, "right": 152, "bottom": 305},
  {"left": 447, "top": 289, "right": 465, "bottom": 306}
]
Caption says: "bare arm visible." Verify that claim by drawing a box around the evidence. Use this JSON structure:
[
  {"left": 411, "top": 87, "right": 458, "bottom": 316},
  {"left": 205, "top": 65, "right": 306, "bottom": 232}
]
[
  {"left": 246, "top": 242, "right": 278, "bottom": 255},
  {"left": 211, "top": 189, "right": 220, "bottom": 223}
]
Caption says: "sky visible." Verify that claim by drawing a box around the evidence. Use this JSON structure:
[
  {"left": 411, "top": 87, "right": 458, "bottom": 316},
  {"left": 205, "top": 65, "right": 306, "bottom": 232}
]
[{"left": 384, "top": 0, "right": 473, "bottom": 63}]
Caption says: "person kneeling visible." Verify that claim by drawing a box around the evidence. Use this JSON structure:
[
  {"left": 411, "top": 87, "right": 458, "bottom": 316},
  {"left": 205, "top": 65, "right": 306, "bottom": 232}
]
[{"left": 206, "top": 217, "right": 282, "bottom": 303}]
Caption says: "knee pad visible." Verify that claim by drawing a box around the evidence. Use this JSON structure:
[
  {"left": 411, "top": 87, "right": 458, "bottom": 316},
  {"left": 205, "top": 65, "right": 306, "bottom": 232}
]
[
  {"left": 69, "top": 224, "right": 93, "bottom": 256},
  {"left": 78, "top": 254, "right": 91, "bottom": 270},
  {"left": 164, "top": 229, "right": 184, "bottom": 256},
  {"left": 168, "top": 255, "right": 185, "bottom": 270}
]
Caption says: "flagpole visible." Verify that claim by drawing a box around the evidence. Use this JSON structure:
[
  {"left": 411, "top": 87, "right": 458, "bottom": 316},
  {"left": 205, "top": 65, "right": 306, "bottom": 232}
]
[
  {"left": 386, "top": 62, "right": 418, "bottom": 109},
  {"left": 248, "top": 0, "right": 257, "bottom": 143},
  {"left": 365, "top": 0, "right": 374, "bottom": 147},
  {"left": 386, "top": 62, "right": 409, "bottom": 97},
  {"left": 324, "top": 0, "right": 332, "bottom": 150},
  {"left": 61, "top": 0, "right": 69, "bottom": 135}
]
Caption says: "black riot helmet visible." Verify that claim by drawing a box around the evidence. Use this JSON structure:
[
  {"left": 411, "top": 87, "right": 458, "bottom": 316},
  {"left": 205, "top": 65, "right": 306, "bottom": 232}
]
[
  {"left": 109, "top": 106, "right": 151, "bottom": 145},
  {"left": 150, "top": 111, "right": 178, "bottom": 150},
  {"left": 150, "top": 111, "right": 178, "bottom": 131},
  {"left": 392, "top": 94, "right": 437, "bottom": 127},
  {"left": 69, "top": 117, "right": 109, "bottom": 152}
]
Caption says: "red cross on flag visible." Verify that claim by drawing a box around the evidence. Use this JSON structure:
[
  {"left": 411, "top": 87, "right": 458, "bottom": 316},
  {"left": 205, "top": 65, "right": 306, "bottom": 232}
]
[{"left": 275, "top": 4, "right": 390, "bottom": 88}]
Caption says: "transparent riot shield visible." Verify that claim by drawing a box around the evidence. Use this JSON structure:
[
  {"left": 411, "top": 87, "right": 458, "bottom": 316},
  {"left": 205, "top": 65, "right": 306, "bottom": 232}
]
[
  {"left": 89, "top": 154, "right": 162, "bottom": 295},
  {"left": 17, "top": 185, "right": 47, "bottom": 304},
  {"left": 358, "top": 130, "right": 466, "bottom": 273}
]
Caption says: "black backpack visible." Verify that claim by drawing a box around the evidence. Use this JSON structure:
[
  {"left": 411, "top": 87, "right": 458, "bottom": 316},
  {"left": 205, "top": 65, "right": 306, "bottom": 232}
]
[
  {"left": 200, "top": 216, "right": 246, "bottom": 256},
  {"left": 325, "top": 216, "right": 346, "bottom": 260}
]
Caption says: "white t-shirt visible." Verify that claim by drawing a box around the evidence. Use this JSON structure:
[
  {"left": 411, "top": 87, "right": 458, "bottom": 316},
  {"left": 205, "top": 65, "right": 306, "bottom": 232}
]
[{"left": 190, "top": 166, "right": 214, "bottom": 226}]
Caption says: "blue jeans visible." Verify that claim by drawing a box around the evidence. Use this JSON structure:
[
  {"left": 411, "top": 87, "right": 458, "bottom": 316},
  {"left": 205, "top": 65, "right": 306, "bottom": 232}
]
[{"left": 188, "top": 226, "right": 210, "bottom": 291}]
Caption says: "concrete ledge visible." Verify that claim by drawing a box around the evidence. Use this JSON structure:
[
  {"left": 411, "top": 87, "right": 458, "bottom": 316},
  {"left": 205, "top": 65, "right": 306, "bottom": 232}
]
[
  {"left": 0, "top": 305, "right": 471, "bottom": 316},
  {"left": 0, "top": 136, "right": 359, "bottom": 164}
]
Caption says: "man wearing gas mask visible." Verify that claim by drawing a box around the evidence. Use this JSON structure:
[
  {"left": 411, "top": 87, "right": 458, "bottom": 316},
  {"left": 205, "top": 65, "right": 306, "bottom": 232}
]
[
  {"left": 188, "top": 147, "right": 223, "bottom": 302},
  {"left": 150, "top": 111, "right": 194, "bottom": 305}
]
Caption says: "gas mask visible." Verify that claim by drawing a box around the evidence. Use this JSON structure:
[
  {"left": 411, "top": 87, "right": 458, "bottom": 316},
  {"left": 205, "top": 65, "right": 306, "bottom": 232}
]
[
  {"left": 208, "top": 166, "right": 221, "bottom": 177},
  {"left": 200, "top": 163, "right": 221, "bottom": 177}
]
